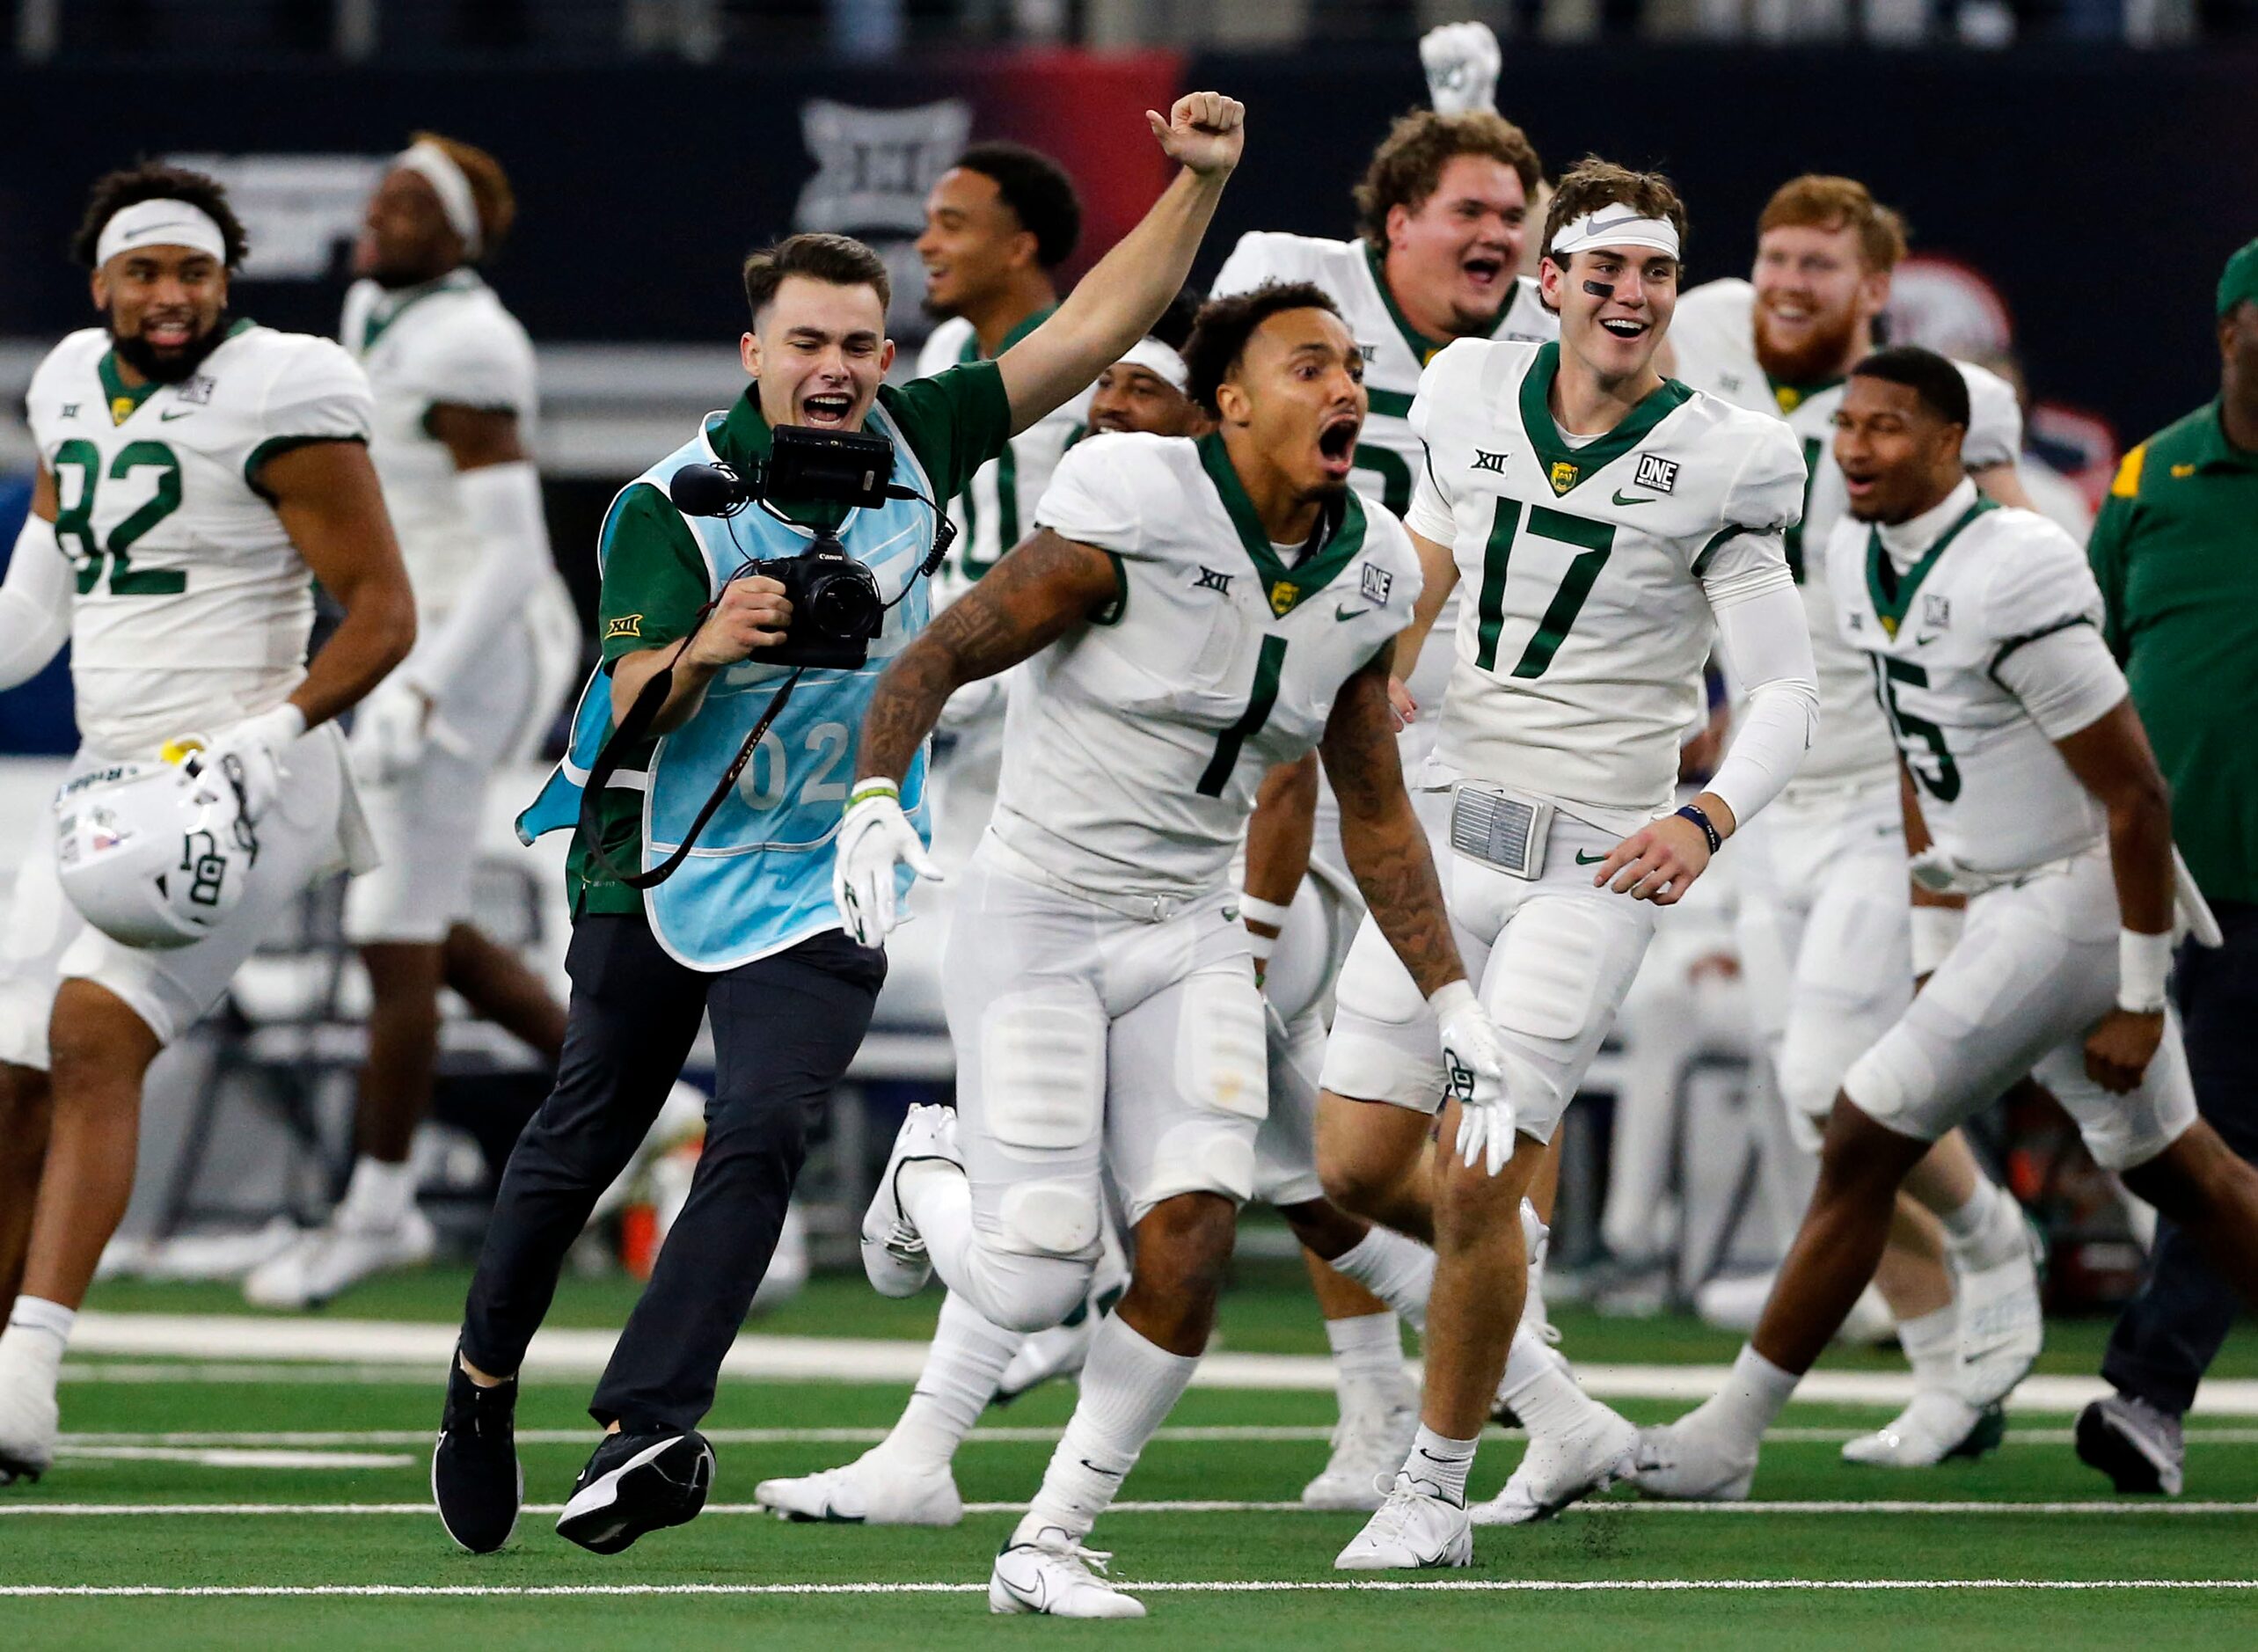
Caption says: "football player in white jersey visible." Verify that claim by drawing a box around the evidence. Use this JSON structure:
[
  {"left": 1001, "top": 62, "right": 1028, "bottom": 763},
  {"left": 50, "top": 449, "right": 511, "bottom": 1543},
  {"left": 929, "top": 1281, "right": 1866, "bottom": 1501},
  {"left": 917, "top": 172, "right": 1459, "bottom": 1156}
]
[
  {"left": 1319, "top": 161, "right": 1819, "bottom": 1566},
  {"left": 829, "top": 283, "right": 1514, "bottom": 1617},
  {"left": 1630, "top": 349, "right": 2258, "bottom": 1502},
  {"left": 913, "top": 143, "right": 1089, "bottom": 869},
  {"left": 1668, "top": 176, "right": 2048, "bottom": 1466},
  {"left": 0, "top": 165, "right": 415, "bottom": 1480},
  {"left": 245, "top": 134, "right": 578, "bottom": 1312}
]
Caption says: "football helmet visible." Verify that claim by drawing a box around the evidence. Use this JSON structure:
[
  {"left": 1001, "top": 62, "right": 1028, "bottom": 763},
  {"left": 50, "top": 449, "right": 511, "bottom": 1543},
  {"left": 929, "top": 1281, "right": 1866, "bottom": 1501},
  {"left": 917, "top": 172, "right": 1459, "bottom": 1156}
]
[{"left": 54, "top": 752, "right": 259, "bottom": 950}]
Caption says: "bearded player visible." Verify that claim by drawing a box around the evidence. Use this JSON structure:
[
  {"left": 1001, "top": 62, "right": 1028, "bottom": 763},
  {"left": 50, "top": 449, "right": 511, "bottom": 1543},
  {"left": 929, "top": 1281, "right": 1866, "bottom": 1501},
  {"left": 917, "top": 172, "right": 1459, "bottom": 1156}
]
[
  {"left": 0, "top": 164, "right": 414, "bottom": 1480},
  {"left": 1631, "top": 347, "right": 2258, "bottom": 1502},
  {"left": 1667, "top": 176, "right": 2047, "bottom": 1466},
  {"left": 1319, "top": 161, "right": 1818, "bottom": 1567},
  {"left": 245, "top": 133, "right": 580, "bottom": 1311},
  {"left": 832, "top": 282, "right": 1513, "bottom": 1616}
]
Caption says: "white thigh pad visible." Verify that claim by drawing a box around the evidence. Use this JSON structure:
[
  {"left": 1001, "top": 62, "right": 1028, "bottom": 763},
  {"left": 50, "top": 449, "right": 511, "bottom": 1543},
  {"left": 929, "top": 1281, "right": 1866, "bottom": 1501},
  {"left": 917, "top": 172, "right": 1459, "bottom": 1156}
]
[
  {"left": 1177, "top": 969, "right": 1269, "bottom": 1122},
  {"left": 1487, "top": 899, "right": 1610, "bottom": 1043},
  {"left": 980, "top": 987, "right": 1107, "bottom": 1154},
  {"left": 997, "top": 1177, "right": 1104, "bottom": 1260}
]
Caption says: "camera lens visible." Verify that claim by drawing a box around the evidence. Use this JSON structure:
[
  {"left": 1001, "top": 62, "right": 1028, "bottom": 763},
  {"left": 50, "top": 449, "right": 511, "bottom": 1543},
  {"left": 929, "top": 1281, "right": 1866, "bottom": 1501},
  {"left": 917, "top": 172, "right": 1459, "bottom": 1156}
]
[{"left": 804, "top": 568, "right": 881, "bottom": 640}]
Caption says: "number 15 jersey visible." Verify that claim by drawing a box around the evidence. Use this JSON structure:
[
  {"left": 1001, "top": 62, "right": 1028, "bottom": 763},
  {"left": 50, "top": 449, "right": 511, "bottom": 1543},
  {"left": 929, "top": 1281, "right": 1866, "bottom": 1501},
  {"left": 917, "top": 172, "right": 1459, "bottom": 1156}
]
[
  {"left": 24, "top": 323, "right": 374, "bottom": 757},
  {"left": 1408, "top": 339, "right": 1807, "bottom": 826}
]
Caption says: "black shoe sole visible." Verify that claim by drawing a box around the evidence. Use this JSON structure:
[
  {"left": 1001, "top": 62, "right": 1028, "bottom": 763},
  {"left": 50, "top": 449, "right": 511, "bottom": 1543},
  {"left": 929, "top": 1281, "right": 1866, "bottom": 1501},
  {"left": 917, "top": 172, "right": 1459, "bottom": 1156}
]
[
  {"left": 1944, "top": 1404, "right": 2008, "bottom": 1463},
  {"left": 2074, "top": 1406, "right": 2168, "bottom": 1495},
  {"left": 556, "top": 1434, "right": 715, "bottom": 1555}
]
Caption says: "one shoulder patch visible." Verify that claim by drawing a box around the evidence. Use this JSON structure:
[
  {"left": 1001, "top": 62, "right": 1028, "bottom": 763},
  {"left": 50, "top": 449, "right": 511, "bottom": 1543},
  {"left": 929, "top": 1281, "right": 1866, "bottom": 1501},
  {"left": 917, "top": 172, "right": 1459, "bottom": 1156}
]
[{"left": 2110, "top": 443, "right": 2146, "bottom": 499}]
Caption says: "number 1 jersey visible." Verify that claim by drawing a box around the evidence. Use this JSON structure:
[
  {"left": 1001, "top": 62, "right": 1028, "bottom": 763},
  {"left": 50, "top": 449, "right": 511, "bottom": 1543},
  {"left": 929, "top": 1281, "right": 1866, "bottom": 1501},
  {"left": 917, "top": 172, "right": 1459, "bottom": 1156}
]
[
  {"left": 24, "top": 323, "right": 374, "bottom": 757},
  {"left": 1409, "top": 338, "right": 1806, "bottom": 826}
]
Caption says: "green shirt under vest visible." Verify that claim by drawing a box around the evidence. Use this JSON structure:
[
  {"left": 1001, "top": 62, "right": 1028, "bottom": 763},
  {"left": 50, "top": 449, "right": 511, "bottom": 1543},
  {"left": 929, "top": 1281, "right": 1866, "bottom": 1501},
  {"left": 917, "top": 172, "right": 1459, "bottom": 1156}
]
[
  {"left": 2089, "top": 399, "right": 2258, "bottom": 905},
  {"left": 571, "top": 363, "right": 1012, "bottom": 917}
]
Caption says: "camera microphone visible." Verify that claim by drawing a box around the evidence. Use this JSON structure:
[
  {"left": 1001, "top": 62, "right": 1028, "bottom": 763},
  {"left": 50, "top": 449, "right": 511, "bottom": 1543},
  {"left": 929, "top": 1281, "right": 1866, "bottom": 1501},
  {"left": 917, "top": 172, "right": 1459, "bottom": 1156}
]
[{"left": 669, "top": 463, "right": 751, "bottom": 518}]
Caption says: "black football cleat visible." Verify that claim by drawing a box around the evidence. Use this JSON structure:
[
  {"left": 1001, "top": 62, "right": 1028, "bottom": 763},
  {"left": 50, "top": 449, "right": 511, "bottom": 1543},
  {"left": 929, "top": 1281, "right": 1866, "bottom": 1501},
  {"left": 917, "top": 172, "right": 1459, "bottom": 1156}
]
[{"left": 555, "top": 1427, "right": 716, "bottom": 1555}]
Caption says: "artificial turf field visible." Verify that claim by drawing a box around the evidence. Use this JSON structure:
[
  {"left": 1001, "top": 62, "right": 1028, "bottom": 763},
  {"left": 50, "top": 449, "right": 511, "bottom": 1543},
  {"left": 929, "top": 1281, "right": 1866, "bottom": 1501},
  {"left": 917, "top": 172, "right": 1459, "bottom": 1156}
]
[{"left": 8, "top": 1261, "right": 2258, "bottom": 1650}]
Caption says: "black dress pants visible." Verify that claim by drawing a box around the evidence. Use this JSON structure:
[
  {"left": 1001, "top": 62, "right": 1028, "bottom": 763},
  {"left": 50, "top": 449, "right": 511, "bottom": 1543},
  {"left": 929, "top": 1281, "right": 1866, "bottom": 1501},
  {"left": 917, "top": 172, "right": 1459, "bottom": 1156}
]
[
  {"left": 2101, "top": 900, "right": 2258, "bottom": 1415},
  {"left": 460, "top": 912, "right": 883, "bottom": 1432}
]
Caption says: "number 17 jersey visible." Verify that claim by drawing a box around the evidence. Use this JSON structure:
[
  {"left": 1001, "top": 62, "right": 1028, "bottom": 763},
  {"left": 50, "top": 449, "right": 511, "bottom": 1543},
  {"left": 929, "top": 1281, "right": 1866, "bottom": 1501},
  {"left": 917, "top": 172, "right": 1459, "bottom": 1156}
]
[
  {"left": 1409, "top": 338, "right": 1807, "bottom": 825},
  {"left": 24, "top": 323, "right": 374, "bottom": 757}
]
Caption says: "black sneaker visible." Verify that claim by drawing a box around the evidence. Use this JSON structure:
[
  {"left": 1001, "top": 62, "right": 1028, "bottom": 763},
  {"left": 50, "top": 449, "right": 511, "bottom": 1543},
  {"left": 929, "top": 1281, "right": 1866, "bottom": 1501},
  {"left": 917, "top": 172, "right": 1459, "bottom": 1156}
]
[
  {"left": 2076, "top": 1393, "right": 2185, "bottom": 1495},
  {"left": 433, "top": 1353, "right": 522, "bottom": 1553},
  {"left": 555, "top": 1428, "right": 715, "bottom": 1555}
]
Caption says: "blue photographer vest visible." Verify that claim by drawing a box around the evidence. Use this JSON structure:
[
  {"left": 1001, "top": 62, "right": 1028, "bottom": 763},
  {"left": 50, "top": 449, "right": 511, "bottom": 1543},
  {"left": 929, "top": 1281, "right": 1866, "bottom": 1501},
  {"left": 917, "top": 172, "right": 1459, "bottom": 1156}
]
[{"left": 518, "top": 400, "right": 937, "bottom": 969}]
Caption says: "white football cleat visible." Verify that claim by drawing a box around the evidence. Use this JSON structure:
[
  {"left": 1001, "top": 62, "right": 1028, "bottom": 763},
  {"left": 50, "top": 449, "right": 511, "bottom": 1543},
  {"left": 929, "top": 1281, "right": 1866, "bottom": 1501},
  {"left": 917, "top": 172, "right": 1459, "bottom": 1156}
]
[
  {"left": 1626, "top": 1417, "right": 1757, "bottom": 1502},
  {"left": 1303, "top": 1378, "right": 1420, "bottom": 1511},
  {"left": 1841, "top": 1393, "right": 2006, "bottom": 1468},
  {"left": 859, "top": 1104, "right": 961, "bottom": 1299},
  {"left": 1471, "top": 1400, "right": 1637, "bottom": 1525},
  {"left": 754, "top": 1450, "right": 963, "bottom": 1525},
  {"left": 0, "top": 1359, "right": 59, "bottom": 1485},
  {"left": 990, "top": 1528, "right": 1146, "bottom": 1619},
  {"left": 242, "top": 1204, "right": 436, "bottom": 1310},
  {"left": 1952, "top": 1224, "right": 2044, "bottom": 1407},
  {"left": 1334, "top": 1473, "right": 1473, "bottom": 1570}
]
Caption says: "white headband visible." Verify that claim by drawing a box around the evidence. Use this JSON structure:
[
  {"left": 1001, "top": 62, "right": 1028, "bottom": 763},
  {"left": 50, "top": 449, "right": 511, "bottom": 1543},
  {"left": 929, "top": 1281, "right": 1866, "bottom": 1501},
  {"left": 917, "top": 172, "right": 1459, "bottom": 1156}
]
[
  {"left": 1547, "top": 205, "right": 1681, "bottom": 262},
  {"left": 94, "top": 199, "right": 229, "bottom": 269},
  {"left": 1114, "top": 337, "right": 1189, "bottom": 394},
  {"left": 395, "top": 141, "right": 483, "bottom": 257}
]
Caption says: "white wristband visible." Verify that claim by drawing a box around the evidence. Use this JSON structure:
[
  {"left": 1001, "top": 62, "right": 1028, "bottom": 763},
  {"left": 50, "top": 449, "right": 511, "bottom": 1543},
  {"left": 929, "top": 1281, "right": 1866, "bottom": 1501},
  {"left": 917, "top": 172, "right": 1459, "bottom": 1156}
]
[
  {"left": 1246, "top": 929, "right": 1276, "bottom": 966},
  {"left": 846, "top": 777, "right": 899, "bottom": 812},
  {"left": 1429, "top": 978, "right": 1478, "bottom": 1018},
  {"left": 1239, "top": 893, "right": 1293, "bottom": 932},
  {"left": 2117, "top": 929, "right": 2173, "bottom": 1014},
  {"left": 1908, "top": 905, "right": 1964, "bottom": 977}
]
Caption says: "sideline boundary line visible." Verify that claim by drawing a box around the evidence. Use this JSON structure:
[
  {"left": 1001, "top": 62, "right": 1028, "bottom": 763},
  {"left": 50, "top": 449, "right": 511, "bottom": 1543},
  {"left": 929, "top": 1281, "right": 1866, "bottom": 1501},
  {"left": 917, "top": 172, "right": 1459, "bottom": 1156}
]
[{"left": 7, "top": 1579, "right": 2257, "bottom": 1598}]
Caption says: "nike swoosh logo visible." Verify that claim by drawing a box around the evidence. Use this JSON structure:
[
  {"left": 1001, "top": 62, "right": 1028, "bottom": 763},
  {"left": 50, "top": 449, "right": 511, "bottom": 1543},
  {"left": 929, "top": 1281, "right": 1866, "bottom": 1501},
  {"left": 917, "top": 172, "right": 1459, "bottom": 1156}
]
[
  {"left": 1575, "top": 850, "right": 1609, "bottom": 865},
  {"left": 159, "top": 409, "right": 195, "bottom": 421},
  {"left": 997, "top": 1570, "right": 1045, "bottom": 1611},
  {"left": 1913, "top": 633, "right": 1942, "bottom": 646},
  {"left": 1589, "top": 214, "right": 1647, "bottom": 236},
  {"left": 1611, "top": 490, "right": 1653, "bottom": 506},
  {"left": 1334, "top": 603, "right": 1364, "bottom": 621},
  {"left": 1079, "top": 1459, "right": 1123, "bottom": 1478}
]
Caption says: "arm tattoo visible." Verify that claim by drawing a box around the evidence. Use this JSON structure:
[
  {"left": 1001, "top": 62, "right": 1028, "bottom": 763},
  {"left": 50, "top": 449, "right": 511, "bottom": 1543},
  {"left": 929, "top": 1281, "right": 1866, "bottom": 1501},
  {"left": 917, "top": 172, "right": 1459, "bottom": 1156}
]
[
  {"left": 1319, "top": 653, "right": 1466, "bottom": 998},
  {"left": 857, "top": 529, "right": 1117, "bottom": 785}
]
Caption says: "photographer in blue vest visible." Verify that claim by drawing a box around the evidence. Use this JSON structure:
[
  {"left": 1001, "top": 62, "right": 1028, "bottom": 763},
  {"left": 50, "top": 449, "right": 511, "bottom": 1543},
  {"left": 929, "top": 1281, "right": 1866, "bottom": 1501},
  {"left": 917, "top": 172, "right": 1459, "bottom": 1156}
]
[{"left": 428, "top": 92, "right": 1247, "bottom": 1560}]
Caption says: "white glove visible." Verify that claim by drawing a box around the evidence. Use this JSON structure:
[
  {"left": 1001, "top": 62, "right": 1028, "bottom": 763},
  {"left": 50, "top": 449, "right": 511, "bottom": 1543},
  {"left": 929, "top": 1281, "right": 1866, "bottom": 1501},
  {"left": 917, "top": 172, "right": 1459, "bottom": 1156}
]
[
  {"left": 347, "top": 680, "right": 429, "bottom": 786},
  {"left": 832, "top": 779, "right": 945, "bottom": 948},
  {"left": 1421, "top": 20, "right": 1502, "bottom": 116},
  {"left": 1432, "top": 979, "right": 1516, "bottom": 1175},
  {"left": 189, "top": 702, "right": 306, "bottom": 823}
]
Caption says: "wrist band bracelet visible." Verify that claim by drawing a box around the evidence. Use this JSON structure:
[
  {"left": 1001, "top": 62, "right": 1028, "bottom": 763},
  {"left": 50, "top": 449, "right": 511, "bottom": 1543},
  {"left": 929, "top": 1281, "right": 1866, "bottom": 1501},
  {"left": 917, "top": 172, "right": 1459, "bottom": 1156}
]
[
  {"left": 2117, "top": 928, "right": 2172, "bottom": 1014},
  {"left": 1238, "top": 893, "right": 1293, "bottom": 931},
  {"left": 847, "top": 778, "right": 899, "bottom": 810},
  {"left": 1674, "top": 803, "right": 1721, "bottom": 854}
]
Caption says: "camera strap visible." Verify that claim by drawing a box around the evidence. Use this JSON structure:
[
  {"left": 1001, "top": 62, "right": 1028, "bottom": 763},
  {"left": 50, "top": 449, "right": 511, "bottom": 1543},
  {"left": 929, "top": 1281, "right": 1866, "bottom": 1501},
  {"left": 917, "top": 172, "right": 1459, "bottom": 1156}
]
[{"left": 574, "top": 605, "right": 804, "bottom": 891}]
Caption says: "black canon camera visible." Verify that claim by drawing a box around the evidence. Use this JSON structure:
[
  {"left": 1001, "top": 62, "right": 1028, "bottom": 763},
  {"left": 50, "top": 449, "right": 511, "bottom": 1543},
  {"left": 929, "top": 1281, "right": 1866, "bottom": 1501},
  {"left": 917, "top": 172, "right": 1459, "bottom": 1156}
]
[{"left": 669, "top": 426, "right": 918, "bottom": 670}]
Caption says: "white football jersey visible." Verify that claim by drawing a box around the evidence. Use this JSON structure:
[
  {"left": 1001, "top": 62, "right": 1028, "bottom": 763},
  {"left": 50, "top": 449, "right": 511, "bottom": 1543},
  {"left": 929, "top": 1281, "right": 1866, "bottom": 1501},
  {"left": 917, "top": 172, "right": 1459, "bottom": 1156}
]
[
  {"left": 25, "top": 323, "right": 373, "bottom": 758},
  {"left": 341, "top": 270, "right": 539, "bottom": 622},
  {"left": 916, "top": 311, "right": 1089, "bottom": 609},
  {"left": 999, "top": 430, "right": 1421, "bottom": 901},
  {"left": 1828, "top": 483, "right": 2113, "bottom": 875},
  {"left": 1409, "top": 338, "right": 1806, "bottom": 826},
  {"left": 1670, "top": 277, "right": 2022, "bottom": 786},
  {"left": 1212, "top": 230, "right": 1558, "bottom": 754}
]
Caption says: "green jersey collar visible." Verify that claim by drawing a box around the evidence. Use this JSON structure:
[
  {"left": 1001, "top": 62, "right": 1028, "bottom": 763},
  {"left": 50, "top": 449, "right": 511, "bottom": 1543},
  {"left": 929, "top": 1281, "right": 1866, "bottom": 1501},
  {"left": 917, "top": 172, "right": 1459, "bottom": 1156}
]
[
  {"left": 99, "top": 317, "right": 254, "bottom": 426},
  {"left": 1766, "top": 372, "right": 1843, "bottom": 415},
  {"left": 1363, "top": 243, "right": 1514, "bottom": 369},
  {"left": 955, "top": 303, "right": 1056, "bottom": 363},
  {"left": 2190, "top": 398, "right": 2258, "bottom": 471},
  {"left": 357, "top": 268, "right": 479, "bottom": 354},
  {"left": 1517, "top": 341, "right": 1693, "bottom": 497},
  {"left": 1865, "top": 493, "right": 1998, "bottom": 638},
  {"left": 1196, "top": 431, "right": 1369, "bottom": 618}
]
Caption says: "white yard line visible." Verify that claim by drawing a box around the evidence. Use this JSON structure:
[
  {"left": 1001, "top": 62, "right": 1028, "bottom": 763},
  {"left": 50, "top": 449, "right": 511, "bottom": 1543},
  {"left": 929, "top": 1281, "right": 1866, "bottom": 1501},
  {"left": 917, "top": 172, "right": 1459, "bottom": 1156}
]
[
  {"left": 9, "top": 1499, "right": 2257, "bottom": 1517},
  {"left": 4, "top": 1579, "right": 2255, "bottom": 1597},
  {"left": 51, "top": 1447, "right": 414, "bottom": 1469},
  {"left": 61, "top": 1314, "right": 2258, "bottom": 1415}
]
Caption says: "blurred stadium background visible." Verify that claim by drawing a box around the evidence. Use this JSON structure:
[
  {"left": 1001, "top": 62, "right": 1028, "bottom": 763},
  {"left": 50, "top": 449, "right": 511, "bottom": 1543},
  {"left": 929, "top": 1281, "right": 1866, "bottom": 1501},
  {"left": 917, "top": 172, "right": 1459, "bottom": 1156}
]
[{"left": 3, "top": 6, "right": 2257, "bottom": 1642}]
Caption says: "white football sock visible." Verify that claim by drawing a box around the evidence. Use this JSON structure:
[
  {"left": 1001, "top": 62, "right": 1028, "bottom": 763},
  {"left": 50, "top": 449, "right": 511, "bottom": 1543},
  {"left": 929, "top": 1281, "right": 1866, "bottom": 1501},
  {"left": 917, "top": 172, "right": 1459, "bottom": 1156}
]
[
  {"left": 339, "top": 1155, "right": 417, "bottom": 1227},
  {"left": 1401, "top": 1422, "right": 1478, "bottom": 1506},
  {"left": 1328, "top": 1227, "right": 1435, "bottom": 1334},
  {"left": 1015, "top": 1315, "right": 1196, "bottom": 1544},
  {"left": 1496, "top": 1325, "right": 1593, "bottom": 1437},
  {"left": 896, "top": 1158, "right": 976, "bottom": 1285},
  {"left": 883, "top": 1291, "right": 1021, "bottom": 1470},
  {"left": 1323, "top": 1312, "right": 1404, "bottom": 1395},
  {"left": 1699, "top": 1344, "right": 1799, "bottom": 1447},
  {"left": 1939, "top": 1180, "right": 2024, "bottom": 1269},
  {"left": 1896, "top": 1303, "right": 1959, "bottom": 1393},
  {"left": 0, "top": 1297, "right": 77, "bottom": 1393}
]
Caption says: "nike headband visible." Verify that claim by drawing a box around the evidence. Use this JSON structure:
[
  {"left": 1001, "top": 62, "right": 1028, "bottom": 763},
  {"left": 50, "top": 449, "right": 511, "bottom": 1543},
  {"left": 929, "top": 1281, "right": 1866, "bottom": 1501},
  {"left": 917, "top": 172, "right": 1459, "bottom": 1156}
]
[
  {"left": 94, "top": 199, "right": 230, "bottom": 269},
  {"left": 1547, "top": 206, "right": 1681, "bottom": 263},
  {"left": 1115, "top": 336, "right": 1190, "bottom": 394},
  {"left": 395, "top": 141, "right": 483, "bottom": 257}
]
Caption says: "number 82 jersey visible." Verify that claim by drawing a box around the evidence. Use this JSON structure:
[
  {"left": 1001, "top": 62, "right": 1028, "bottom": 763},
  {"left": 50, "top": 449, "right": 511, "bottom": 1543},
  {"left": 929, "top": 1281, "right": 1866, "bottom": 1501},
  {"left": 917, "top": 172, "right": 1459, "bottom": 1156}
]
[{"left": 25, "top": 323, "right": 374, "bottom": 757}]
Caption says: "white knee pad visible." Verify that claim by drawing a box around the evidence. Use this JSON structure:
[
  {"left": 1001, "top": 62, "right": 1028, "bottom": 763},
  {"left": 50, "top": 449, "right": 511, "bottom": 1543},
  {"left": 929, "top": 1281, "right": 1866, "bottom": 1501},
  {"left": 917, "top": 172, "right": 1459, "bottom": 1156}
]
[
  {"left": 980, "top": 989, "right": 1106, "bottom": 1156},
  {"left": 996, "top": 1177, "right": 1104, "bottom": 1261},
  {"left": 963, "top": 1243, "right": 1097, "bottom": 1334}
]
